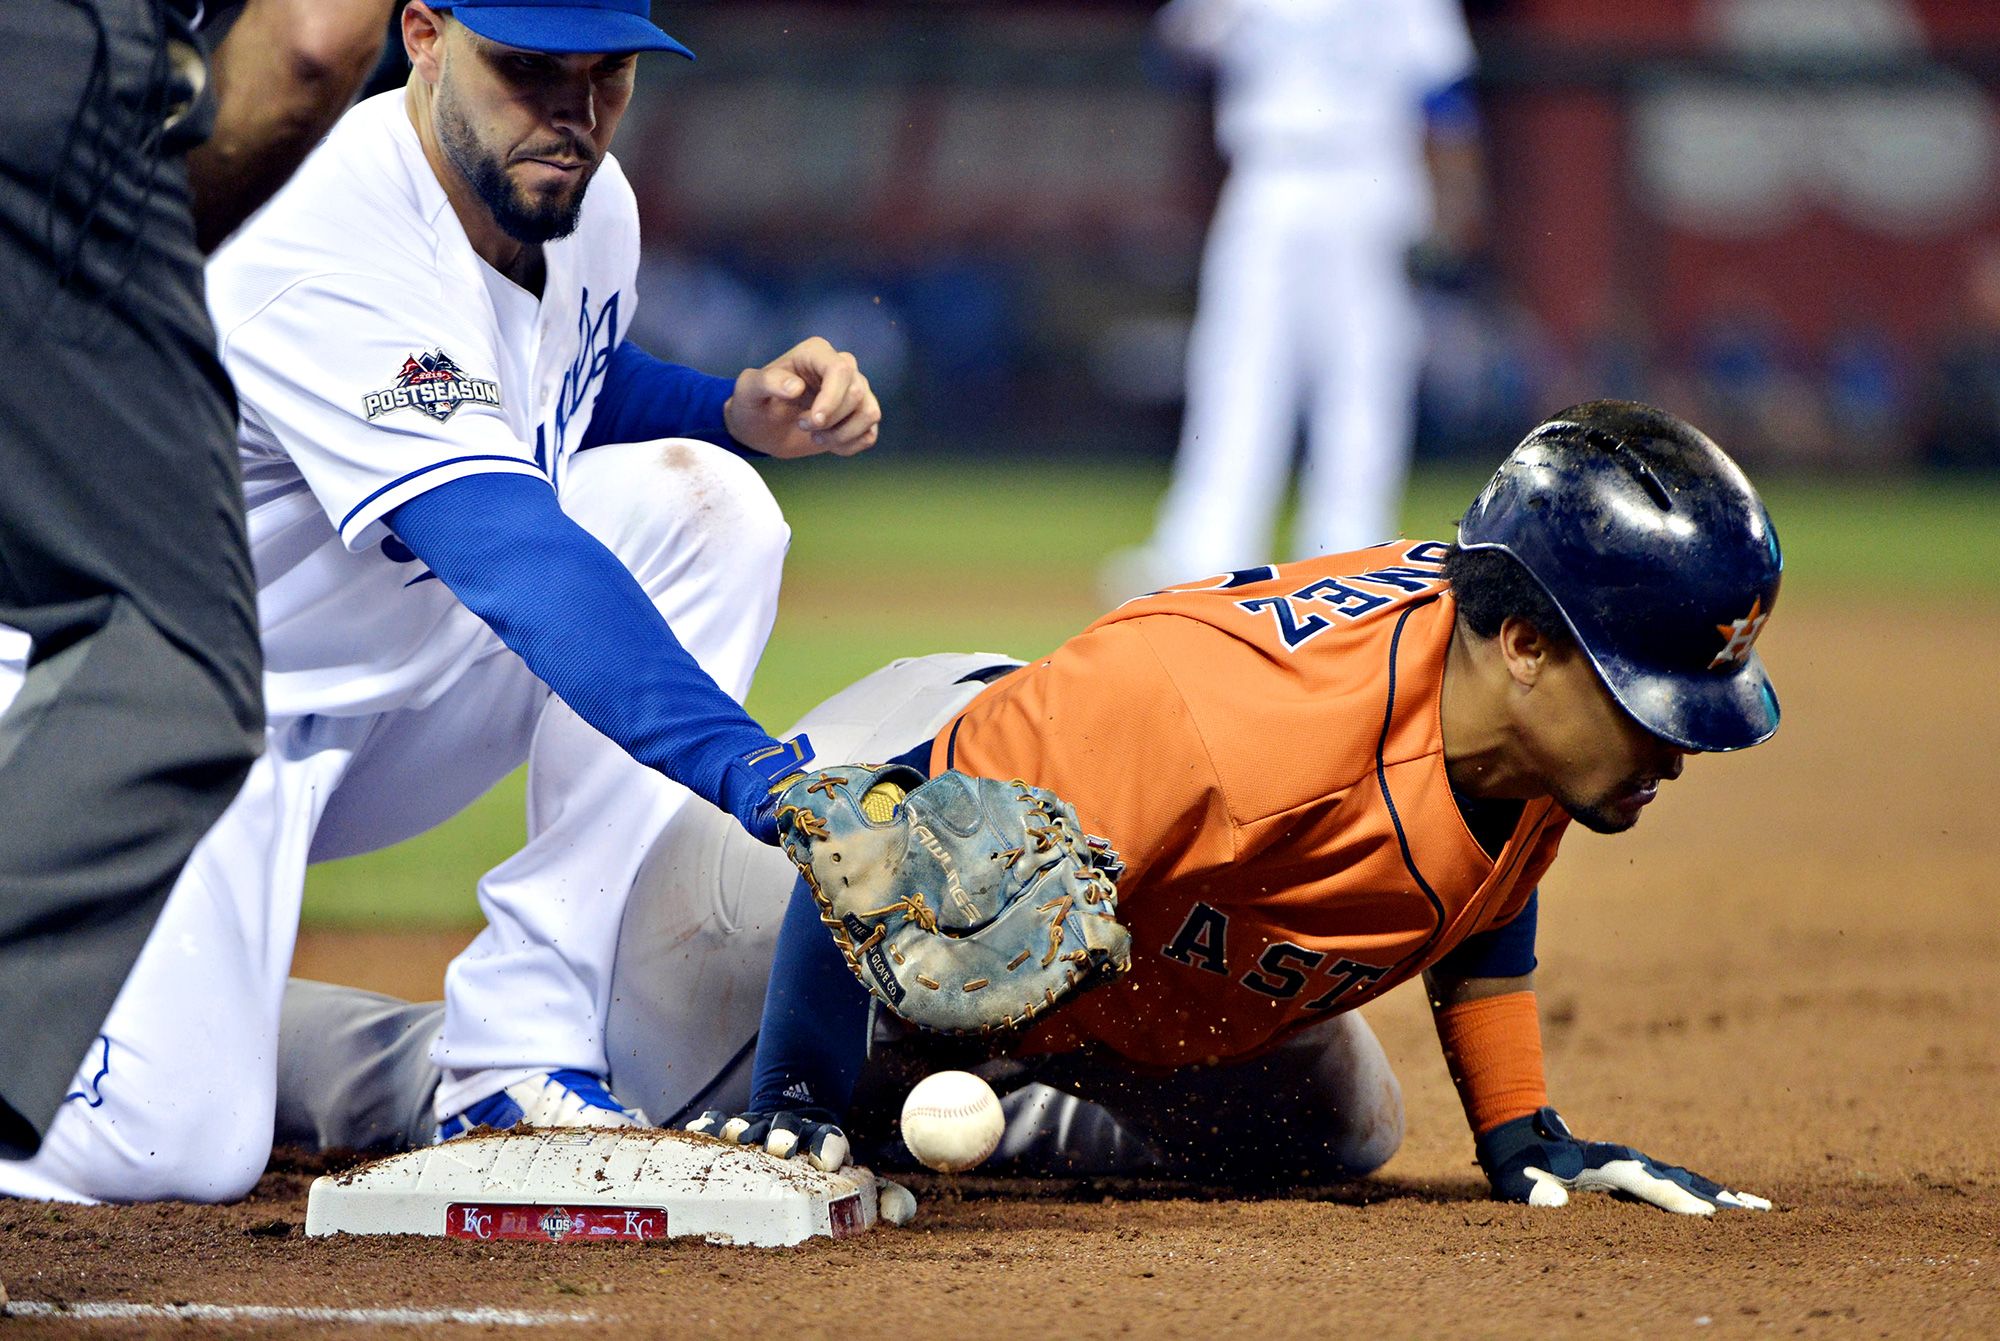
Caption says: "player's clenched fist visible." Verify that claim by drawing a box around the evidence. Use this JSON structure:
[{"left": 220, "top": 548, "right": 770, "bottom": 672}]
[
  {"left": 1476, "top": 1108, "right": 1773, "bottom": 1216},
  {"left": 723, "top": 336, "right": 881, "bottom": 459}
]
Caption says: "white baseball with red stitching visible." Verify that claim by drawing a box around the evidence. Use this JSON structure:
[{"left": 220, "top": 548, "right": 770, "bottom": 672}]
[{"left": 900, "top": 1071, "right": 1005, "bottom": 1172}]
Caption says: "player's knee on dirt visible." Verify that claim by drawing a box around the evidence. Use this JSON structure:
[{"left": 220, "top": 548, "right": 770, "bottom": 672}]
[
  {"left": 1257, "top": 1019, "right": 1405, "bottom": 1183},
  {"left": 1046, "top": 1012, "right": 1407, "bottom": 1187},
  {"left": 55, "top": 1098, "right": 275, "bottom": 1205},
  {"left": 1322, "top": 1066, "right": 1406, "bottom": 1180},
  {"left": 1277, "top": 1016, "right": 1406, "bottom": 1182}
]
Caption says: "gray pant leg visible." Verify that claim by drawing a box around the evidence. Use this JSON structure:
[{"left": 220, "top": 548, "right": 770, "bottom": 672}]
[
  {"left": 843, "top": 1012, "right": 1153, "bottom": 1176},
  {"left": 0, "top": 601, "right": 259, "bottom": 1159},
  {"left": 275, "top": 982, "right": 443, "bottom": 1154},
  {"left": 1023, "top": 1012, "right": 1405, "bottom": 1184},
  {"left": 990, "top": 1083, "right": 1159, "bottom": 1176}
]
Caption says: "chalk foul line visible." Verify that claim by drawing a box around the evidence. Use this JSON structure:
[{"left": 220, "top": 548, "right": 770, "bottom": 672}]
[{"left": 2, "top": 1301, "right": 597, "bottom": 1326}]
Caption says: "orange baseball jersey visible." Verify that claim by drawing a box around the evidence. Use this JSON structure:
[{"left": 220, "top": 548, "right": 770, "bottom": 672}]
[{"left": 928, "top": 540, "right": 1570, "bottom": 1070}]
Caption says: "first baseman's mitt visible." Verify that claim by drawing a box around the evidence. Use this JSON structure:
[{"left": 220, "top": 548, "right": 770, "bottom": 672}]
[{"left": 774, "top": 764, "right": 1131, "bottom": 1034}]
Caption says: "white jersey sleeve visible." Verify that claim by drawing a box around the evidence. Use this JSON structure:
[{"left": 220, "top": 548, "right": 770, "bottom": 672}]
[
  {"left": 203, "top": 91, "right": 645, "bottom": 723},
  {"left": 223, "top": 270, "right": 546, "bottom": 553},
  {"left": 1403, "top": 0, "right": 1477, "bottom": 97}
]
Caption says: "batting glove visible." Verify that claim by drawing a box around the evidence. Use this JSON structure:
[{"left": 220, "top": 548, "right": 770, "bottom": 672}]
[
  {"left": 1475, "top": 1107, "right": 1773, "bottom": 1216},
  {"left": 684, "top": 1108, "right": 851, "bottom": 1173}
]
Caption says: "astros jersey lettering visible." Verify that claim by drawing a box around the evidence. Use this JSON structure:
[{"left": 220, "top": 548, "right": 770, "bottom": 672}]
[
  {"left": 205, "top": 91, "right": 638, "bottom": 721},
  {"left": 932, "top": 542, "right": 1569, "bottom": 1069}
]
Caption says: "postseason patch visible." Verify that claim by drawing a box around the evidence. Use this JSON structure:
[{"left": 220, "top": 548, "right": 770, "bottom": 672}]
[{"left": 363, "top": 349, "right": 502, "bottom": 423}]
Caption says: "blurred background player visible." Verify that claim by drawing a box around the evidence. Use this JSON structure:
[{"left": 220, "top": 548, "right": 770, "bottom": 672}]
[
  {"left": 1104, "top": 0, "right": 1487, "bottom": 599},
  {"left": 0, "top": 0, "right": 390, "bottom": 1162}
]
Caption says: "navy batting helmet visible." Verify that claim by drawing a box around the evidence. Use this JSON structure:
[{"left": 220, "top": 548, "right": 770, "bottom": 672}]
[{"left": 1456, "top": 401, "right": 1782, "bottom": 752}]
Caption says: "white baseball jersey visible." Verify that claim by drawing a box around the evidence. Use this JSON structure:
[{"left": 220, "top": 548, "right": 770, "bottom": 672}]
[
  {"left": 1158, "top": 0, "right": 1473, "bottom": 218},
  {"left": 206, "top": 90, "right": 640, "bottom": 722}
]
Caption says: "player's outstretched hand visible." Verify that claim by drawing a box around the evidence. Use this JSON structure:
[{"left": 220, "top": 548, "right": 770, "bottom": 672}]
[
  {"left": 684, "top": 1108, "right": 851, "bottom": 1172},
  {"left": 1476, "top": 1107, "right": 1772, "bottom": 1216},
  {"left": 724, "top": 336, "right": 881, "bottom": 459}
]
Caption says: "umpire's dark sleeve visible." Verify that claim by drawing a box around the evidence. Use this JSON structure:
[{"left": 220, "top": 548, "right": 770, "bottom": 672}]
[{"left": 0, "top": 0, "right": 264, "bottom": 1159}]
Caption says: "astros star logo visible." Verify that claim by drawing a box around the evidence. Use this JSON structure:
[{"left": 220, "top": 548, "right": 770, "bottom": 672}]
[{"left": 1709, "top": 597, "right": 1769, "bottom": 669}]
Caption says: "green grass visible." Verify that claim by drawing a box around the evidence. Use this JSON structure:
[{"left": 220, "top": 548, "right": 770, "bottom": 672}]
[
  {"left": 773, "top": 458, "right": 2000, "bottom": 600},
  {"left": 300, "top": 460, "right": 2000, "bottom": 928}
]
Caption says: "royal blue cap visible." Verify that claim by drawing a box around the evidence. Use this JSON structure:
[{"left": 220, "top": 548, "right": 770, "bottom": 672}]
[{"left": 428, "top": 0, "right": 694, "bottom": 59}]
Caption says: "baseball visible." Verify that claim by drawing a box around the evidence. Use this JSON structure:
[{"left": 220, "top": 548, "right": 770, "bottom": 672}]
[
  {"left": 876, "top": 1178, "right": 919, "bottom": 1227},
  {"left": 899, "top": 1070, "right": 1005, "bottom": 1172}
]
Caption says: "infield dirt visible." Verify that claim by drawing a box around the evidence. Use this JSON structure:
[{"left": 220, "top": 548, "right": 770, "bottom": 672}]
[{"left": 2, "top": 601, "right": 1995, "bottom": 1338}]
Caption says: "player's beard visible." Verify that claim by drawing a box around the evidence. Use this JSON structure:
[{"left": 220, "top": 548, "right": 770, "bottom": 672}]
[
  {"left": 435, "top": 79, "right": 596, "bottom": 245},
  {"left": 1557, "top": 793, "right": 1640, "bottom": 836},
  {"left": 1554, "top": 773, "right": 1658, "bottom": 835}
]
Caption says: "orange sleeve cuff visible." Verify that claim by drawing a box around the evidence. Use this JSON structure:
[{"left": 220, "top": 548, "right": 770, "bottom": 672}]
[{"left": 1434, "top": 990, "right": 1549, "bottom": 1136}]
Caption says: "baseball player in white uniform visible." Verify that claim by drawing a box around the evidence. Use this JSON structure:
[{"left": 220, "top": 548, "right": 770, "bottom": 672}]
[
  {"left": 1108, "top": 0, "right": 1483, "bottom": 594},
  {"left": 0, "top": 0, "right": 881, "bottom": 1204}
]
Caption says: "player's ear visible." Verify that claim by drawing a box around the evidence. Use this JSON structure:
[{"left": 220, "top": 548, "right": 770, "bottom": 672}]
[
  {"left": 404, "top": 1, "right": 450, "bottom": 83},
  {"left": 1496, "top": 615, "right": 1553, "bottom": 688}
]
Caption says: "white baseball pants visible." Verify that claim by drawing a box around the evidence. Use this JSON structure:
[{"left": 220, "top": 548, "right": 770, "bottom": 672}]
[
  {"left": 0, "top": 438, "right": 787, "bottom": 1203},
  {"left": 1143, "top": 166, "right": 1425, "bottom": 583}
]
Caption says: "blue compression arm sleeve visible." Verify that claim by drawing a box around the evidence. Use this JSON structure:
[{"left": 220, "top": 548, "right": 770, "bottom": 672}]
[
  {"left": 1433, "top": 889, "right": 1539, "bottom": 980},
  {"left": 385, "top": 471, "right": 785, "bottom": 833},
  {"left": 749, "top": 876, "right": 874, "bottom": 1116},
  {"left": 578, "top": 340, "right": 737, "bottom": 453}
]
